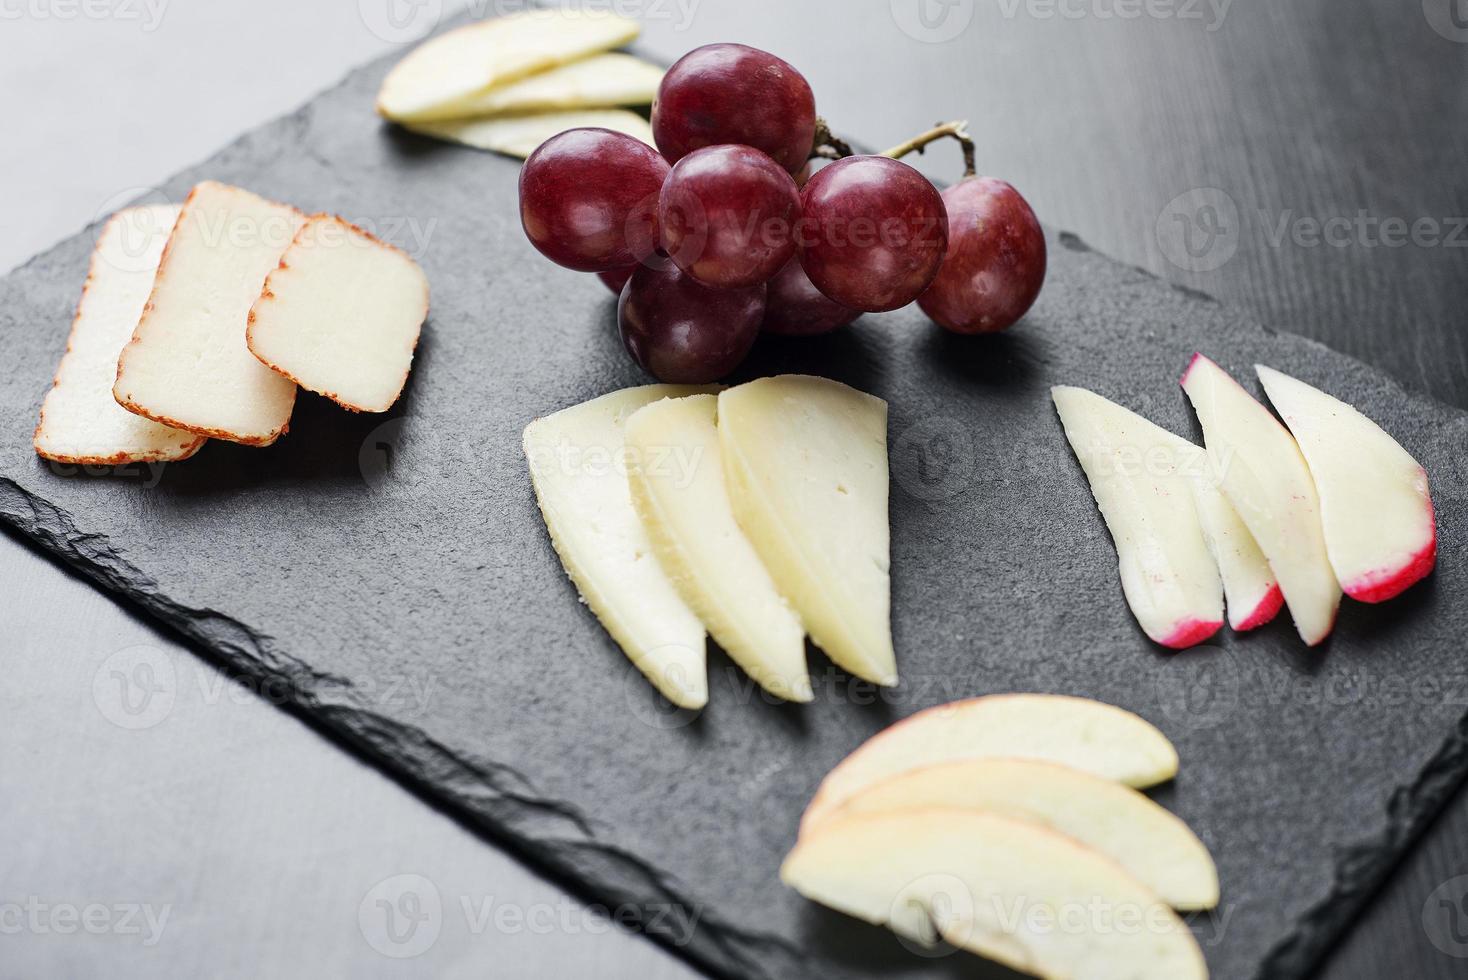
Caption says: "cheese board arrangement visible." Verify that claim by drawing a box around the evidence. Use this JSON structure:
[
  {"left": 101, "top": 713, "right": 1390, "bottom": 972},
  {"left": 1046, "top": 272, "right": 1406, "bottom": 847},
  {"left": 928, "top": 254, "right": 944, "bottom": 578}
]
[{"left": 4, "top": 7, "right": 1468, "bottom": 980}]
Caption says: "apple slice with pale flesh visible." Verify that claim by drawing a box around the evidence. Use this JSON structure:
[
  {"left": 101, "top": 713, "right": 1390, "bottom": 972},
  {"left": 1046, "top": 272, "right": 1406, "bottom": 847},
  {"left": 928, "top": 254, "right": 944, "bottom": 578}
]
[
  {"left": 1052, "top": 386, "right": 1223, "bottom": 649},
  {"left": 814, "top": 758, "right": 1218, "bottom": 910},
  {"left": 781, "top": 808, "right": 1207, "bottom": 979},
  {"left": 405, "top": 109, "right": 654, "bottom": 159},
  {"left": 799, "top": 695, "right": 1178, "bottom": 835},
  {"left": 1189, "top": 476, "right": 1285, "bottom": 631},
  {"left": 523, "top": 386, "right": 716, "bottom": 709},
  {"left": 625, "top": 395, "right": 812, "bottom": 703},
  {"left": 376, "top": 9, "right": 640, "bottom": 122},
  {"left": 1181, "top": 354, "right": 1342, "bottom": 645},
  {"left": 433, "top": 53, "right": 663, "bottom": 119},
  {"left": 718, "top": 376, "right": 896, "bottom": 687},
  {"left": 1256, "top": 365, "right": 1436, "bottom": 602}
]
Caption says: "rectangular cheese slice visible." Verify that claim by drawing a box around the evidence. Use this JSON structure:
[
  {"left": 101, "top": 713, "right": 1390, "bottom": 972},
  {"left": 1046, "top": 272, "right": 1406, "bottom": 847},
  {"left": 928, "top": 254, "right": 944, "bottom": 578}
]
[
  {"left": 718, "top": 376, "right": 896, "bottom": 686},
  {"left": 247, "top": 215, "right": 428, "bottom": 413},
  {"left": 442, "top": 53, "right": 663, "bottom": 118},
  {"left": 34, "top": 205, "right": 205, "bottom": 465},
  {"left": 625, "top": 395, "right": 811, "bottom": 703},
  {"left": 113, "top": 181, "right": 304, "bottom": 446},
  {"left": 524, "top": 386, "right": 716, "bottom": 709},
  {"left": 405, "top": 109, "right": 654, "bottom": 159}
]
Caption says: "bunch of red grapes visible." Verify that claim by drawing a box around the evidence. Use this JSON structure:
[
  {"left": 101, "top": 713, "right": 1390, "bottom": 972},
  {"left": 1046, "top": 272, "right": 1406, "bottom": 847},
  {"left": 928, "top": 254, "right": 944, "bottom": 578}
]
[{"left": 518, "top": 43, "right": 1046, "bottom": 384}]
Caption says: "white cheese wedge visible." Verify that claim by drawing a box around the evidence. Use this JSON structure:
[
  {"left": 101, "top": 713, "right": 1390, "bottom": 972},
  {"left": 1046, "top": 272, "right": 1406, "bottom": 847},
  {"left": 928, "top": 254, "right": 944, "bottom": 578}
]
[
  {"left": 1052, "top": 386, "right": 1223, "bottom": 649},
  {"left": 420, "top": 53, "right": 663, "bottom": 120},
  {"left": 815, "top": 758, "right": 1219, "bottom": 910},
  {"left": 1188, "top": 474, "right": 1284, "bottom": 631},
  {"left": 113, "top": 181, "right": 304, "bottom": 446},
  {"left": 1181, "top": 354, "right": 1342, "bottom": 645},
  {"left": 1256, "top": 365, "right": 1436, "bottom": 603},
  {"left": 718, "top": 376, "right": 895, "bottom": 687},
  {"left": 800, "top": 694, "right": 1179, "bottom": 835},
  {"left": 404, "top": 109, "right": 654, "bottom": 159},
  {"left": 35, "top": 205, "right": 206, "bottom": 465},
  {"left": 524, "top": 386, "right": 716, "bottom": 709},
  {"left": 376, "top": 9, "right": 640, "bottom": 122},
  {"left": 625, "top": 395, "right": 811, "bottom": 703},
  {"left": 246, "top": 215, "right": 428, "bottom": 414},
  {"left": 781, "top": 809, "right": 1207, "bottom": 980}
]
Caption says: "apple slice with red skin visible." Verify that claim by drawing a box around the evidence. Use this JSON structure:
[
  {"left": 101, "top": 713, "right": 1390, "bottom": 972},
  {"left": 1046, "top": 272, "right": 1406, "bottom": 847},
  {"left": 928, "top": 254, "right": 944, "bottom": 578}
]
[
  {"left": 1256, "top": 365, "right": 1436, "bottom": 601},
  {"left": 1181, "top": 354, "right": 1342, "bottom": 645},
  {"left": 1189, "top": 475, "right": 1285, "bottom": 631}
]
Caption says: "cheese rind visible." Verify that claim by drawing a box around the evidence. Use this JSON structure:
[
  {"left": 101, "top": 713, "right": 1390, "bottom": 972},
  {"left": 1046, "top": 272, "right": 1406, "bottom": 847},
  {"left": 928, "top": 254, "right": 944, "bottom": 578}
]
[
  {"left": 524, "top": 386, "right": 715, "bottom": 709},
  {"left": 35, "top": 205, "right": 206, "bottom": 464},
  {"left": 405, "top": 109, "right": 654, "bottom": 159},
  {"left": 247, "top": 215, "right": 429, "bottom": 413},
  {"left": 426, "top": 53, "right": 662, "bottom": 119},
  {"left": 718, "top": 376, "right": 895, "bottom": 687},
  {"left": 113, "top": 181, "right": 304, "bottom": 446},
  {"left": 376, "top": 9, "right": 640, "bottom": 122},
  {"left": 626, "top": 395, "right": 811, "bottom": 703},
  {"left": 1052, "top": 385, "right": 1223, "bottom": 649}
]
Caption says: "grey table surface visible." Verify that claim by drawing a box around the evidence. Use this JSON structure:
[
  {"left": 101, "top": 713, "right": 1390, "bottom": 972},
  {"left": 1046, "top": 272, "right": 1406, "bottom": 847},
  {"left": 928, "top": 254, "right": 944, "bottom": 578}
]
[{"left": 1, "top": 2, "right": 1466, "bottom": 978}]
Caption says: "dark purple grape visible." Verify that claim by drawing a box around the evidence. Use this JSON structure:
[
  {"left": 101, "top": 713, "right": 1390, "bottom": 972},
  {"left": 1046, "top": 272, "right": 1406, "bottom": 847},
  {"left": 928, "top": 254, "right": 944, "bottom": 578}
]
[
  {"left": 519, "top": 128, "right": 668, "bottom": 273},
  {"left": 797, "top": 156, "right": 948, "bottom": 313},
  {"left": 918, "top": 177, "right": 1046, "bottom": 334},
  {"left": 598, "top": 266, "right": 636, "bottom": 295},
  {"left": 760, "top": 257, "right": 859, "bottom": 336},
  {"left": 652, "top": 43, "right": 816, "bottom": 176},
  {"left": 659, "top": 145, "right": 800, "bottom": 289},
  {"left": 618, "top": 259, "right": 764, "bottom": 383}
]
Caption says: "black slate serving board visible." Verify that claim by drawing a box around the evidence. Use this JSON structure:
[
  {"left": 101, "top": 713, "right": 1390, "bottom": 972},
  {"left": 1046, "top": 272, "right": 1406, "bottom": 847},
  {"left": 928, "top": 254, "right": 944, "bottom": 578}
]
[{"left": 4, "top": 25, "right": 1468, "bottom": 980}]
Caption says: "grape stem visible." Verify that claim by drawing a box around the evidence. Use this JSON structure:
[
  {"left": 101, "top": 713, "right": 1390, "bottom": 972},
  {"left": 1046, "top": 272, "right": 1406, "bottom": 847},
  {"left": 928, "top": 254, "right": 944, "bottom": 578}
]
[
  {"left": 810, "top": 118, "right": 854, "bottom": 161},
  {"left": 880, "top": 120, "right": 977, "bottom": 178}
]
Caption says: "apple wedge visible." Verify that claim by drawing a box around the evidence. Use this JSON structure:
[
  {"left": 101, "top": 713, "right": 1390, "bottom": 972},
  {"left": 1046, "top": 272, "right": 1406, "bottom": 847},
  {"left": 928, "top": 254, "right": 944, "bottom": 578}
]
[
  {"left": 1256, "top": 365, "right": 1436, "bottom": 602},
  {"left": 428, "top": 53, "right": 663, "bottom": 120},
  {"left": 815, "top": 758, "right": 1218, "bottom": 910},
  {"left": 404, "top": 109, "right": 654, "bottom": 159},
  {"left": 1052, "top": 386, "right": 1223, "bottom": 649},
  {"left": 781, "top": 808, "right": 1207, "bottom": 979},
  {"left": 1189, "top": 476, "right": 1284, "bottom": 631},
  {"left": 799, "top": 694, "right": 1178, "bottom": 835},
  {"left": 1181, "top": 354, "right": 1342, "bottom": 645},
  {"left": 718, "top": 376, "right": 895, "bottom": 687},
  {"left": 376, "top": 9, "right": 640, "bottom": 122},
  {"left": 625, "top": 395, "right": 811, "bottom": 703},
  {"left": 524, "top": 386, "right": 715, "bottom": 709}
]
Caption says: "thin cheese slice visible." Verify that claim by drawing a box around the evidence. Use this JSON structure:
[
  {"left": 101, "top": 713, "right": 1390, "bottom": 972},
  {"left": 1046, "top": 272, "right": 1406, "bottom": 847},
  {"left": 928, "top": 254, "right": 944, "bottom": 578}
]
[
  {"left": 718, "top": 376, "right": 896, "bottom": 686},
  {"left": 525, "top": 386, "right": 716, "bottom": 709},
  {"left": 440, "top": 53, "right": 663, "bottom": 119},
  {"left": 247, "top": 215, "right": 428, "bottom": 413},
  {"left": 625, "top": 395, "right": 812, "bottom": 703},
  {"left": 376, "top": 9, "right": 640, "bottom": 122},
  {"left": 404, "top": 109, "right": 653, "bottom": 159},
  {"left": 114, "top": 181, "right": 304, "bottom": 446},
  {"left": 35, "top": 205, "right": 206, "bottom": 464}
]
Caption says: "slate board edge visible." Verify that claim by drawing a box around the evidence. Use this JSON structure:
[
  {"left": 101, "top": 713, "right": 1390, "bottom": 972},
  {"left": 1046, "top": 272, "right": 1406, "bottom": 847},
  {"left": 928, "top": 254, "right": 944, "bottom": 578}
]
[{"left": 3, "top": 35, "right": 1464, "bottom": 980}]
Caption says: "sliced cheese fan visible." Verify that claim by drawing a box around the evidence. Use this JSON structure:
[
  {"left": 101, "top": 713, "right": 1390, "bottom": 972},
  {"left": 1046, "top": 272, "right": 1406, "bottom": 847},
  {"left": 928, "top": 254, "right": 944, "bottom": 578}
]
[{"left": 423, "top": 52, "right": 663, "bottom": 119}]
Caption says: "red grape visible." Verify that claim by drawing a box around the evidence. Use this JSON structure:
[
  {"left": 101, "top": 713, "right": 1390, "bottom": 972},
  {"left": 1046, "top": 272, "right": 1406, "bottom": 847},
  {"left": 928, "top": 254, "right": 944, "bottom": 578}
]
[
  {"left": 760, "top": 257, "right": 859, "bottom": 336},
  {"left": 918, "top": 177, "right": 1046, "bottom": 333},
  {"left": 519, "top": 128, "right": 668, "bottom": 273},
  {"left": 659, "top": 145, "right": 800, "bottom": 289},
  {"left": 652, "top": 43, "right": 816, "bottom": 176},
  {"left": 598, "top": 266, "right": 636, "bottom": 294},
  {"left": 618, "top": 259, "right": 764, "bottom": 383},
  {"left": 797, "top": 155, "right": 948, "bottom": 313}
]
